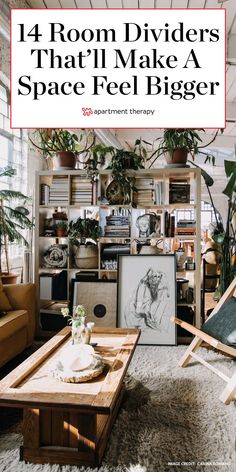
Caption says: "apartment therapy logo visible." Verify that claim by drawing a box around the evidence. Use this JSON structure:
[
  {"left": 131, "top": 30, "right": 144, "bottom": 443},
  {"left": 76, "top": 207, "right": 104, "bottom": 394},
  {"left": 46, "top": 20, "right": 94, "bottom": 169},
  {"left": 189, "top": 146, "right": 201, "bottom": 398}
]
[{"left": 11, "top": 9, "right": 225, "bottom": 128}]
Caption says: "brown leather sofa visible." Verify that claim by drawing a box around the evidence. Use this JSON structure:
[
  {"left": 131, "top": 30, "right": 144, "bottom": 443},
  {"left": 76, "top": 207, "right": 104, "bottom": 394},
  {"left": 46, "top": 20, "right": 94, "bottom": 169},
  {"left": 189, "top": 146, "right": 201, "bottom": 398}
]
[{"left": 0, "top": 283, "right": 36, "bottom": 368}]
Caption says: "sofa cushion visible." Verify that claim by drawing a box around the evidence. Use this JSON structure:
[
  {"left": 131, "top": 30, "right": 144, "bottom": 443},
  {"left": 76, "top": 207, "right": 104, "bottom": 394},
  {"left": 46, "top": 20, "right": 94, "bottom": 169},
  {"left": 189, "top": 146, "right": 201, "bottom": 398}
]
[
  {"left": 0, "top": 310, "right": 28, "bottom": 342},
  {"left": 0, "top": 279, "right": 12, "bottom": 312}
]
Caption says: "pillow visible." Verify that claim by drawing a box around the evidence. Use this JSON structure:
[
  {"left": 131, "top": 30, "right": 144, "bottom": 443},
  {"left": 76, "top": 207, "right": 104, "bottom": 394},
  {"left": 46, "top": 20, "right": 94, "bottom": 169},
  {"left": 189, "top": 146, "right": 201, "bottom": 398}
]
[
  {"left": 0, "top": 279, "right": 12, "bottom": 312},
  {"left": 202, "top": 296, "right": 236, "bottom": 347}
]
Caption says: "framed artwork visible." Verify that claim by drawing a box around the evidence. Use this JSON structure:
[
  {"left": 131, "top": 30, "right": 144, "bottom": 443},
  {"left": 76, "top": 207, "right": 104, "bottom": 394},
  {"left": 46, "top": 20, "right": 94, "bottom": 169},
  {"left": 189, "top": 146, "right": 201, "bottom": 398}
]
[
  {"left": 117, "top": 254, "right": 176, "bottom": 345},
  {"left": 71, "top": 279, "right": 117, "bottom": 327}
]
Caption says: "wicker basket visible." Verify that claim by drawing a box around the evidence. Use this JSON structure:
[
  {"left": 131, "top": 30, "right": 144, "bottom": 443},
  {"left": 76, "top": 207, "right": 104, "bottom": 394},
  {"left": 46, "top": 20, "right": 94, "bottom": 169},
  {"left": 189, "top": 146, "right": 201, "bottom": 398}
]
[{"left": 75, "top": 245, "right": 98, "bottom": 269}]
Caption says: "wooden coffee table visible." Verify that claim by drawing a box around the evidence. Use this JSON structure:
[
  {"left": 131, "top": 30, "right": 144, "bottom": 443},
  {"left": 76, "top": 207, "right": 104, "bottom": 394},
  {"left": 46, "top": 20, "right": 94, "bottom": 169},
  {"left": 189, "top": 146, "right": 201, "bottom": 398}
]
[{"left": 0, "top": 327, "right": 140, "bottom": 466}]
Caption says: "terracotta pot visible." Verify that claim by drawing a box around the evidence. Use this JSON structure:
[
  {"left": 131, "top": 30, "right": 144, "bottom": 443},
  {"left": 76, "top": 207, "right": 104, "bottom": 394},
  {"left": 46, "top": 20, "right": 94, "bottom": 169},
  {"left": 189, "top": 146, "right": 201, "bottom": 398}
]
[
  {"left": 55, "top": 228, "right": 67, "bottom": 237},
  {"left": 166, "top": 148, "right": 188, "bottom": 166},
  {"left": 1, "top": 272, "right": 18, "bottom": 284},
  {"left": 54, "top": 151, "right": 76, "bottom": 170},
  {"left": 74, "top": 245, "right": 98, "bottom": 269}
]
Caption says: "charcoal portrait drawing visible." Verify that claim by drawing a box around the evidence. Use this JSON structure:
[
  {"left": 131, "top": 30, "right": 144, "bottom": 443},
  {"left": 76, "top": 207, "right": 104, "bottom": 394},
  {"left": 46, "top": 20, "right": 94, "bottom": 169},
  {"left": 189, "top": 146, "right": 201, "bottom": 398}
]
[
  {"left": 125, "top": 268, "right": 170, "bottom": 332},
  {"left": 118, "top": 255, "right": 176, "bottom": 345}
]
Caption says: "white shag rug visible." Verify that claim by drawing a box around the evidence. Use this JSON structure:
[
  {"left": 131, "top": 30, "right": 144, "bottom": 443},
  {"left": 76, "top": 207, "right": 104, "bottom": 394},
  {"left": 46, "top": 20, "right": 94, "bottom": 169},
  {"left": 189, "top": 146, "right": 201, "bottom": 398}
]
[{"left": 0, "top": 346, "right": 236, "bottom": 472}]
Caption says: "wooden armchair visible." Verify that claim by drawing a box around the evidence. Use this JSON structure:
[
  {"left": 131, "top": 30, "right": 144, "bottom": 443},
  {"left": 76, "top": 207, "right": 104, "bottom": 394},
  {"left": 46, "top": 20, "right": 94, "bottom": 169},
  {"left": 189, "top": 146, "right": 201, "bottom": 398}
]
[{"left": 172, "top": 278, "right": 236, "bottom": 405}]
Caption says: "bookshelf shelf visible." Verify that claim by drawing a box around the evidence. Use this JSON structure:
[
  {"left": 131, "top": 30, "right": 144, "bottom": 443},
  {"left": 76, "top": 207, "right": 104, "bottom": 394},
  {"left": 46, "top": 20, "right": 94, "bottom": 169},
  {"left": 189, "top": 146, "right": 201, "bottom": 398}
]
[{"left": 36, "top": 168, "right": 201, "bottom": 339}]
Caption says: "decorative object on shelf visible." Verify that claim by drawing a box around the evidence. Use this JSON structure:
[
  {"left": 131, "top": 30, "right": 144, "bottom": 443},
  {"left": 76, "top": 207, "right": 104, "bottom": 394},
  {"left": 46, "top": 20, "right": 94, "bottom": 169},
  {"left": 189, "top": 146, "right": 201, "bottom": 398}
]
[
  {"left": 50, "top": 343, "right": 104, "bottom": 383},
  {"left": 69, "top": 217, "right": 101, "bottom": 269},
  {"left": 0, "top": 166, "right": 33, "bottom": 284},
  {"left": 106, "top": 179, "right": 131, "bottom": 205},
  {"left": 185, "top": 256, "right": 195, "bottom": 271},
  {"left": 176, "top": 278, "right": 189, "bottom": 302},
  {"left": 43, "top": 244, "right": 67, "bottom": 268},
  {"left": 169, "top": 179, "right": 190, "bottom": 203},
  {"left": 40, "top": 183, "right": 50, "bottom": 205},
  {"left": 43, "top": 217, "right": 54, "bottom": 236},
  {"left": 105, "top": 149, "right": 145, "bottom": 205},
  {"left": 55, "top": 221, "right": 68, "bottom": 237},
  {"left": 136, "top": 213, "right": 161, "bottom": 238},
  {"left": 117, "top": 254, "right": 176, "bottom": 345},
  {"left": 175, "top": 243, "right": 187, "bottom": 270},
  {"left": 72, "top": 279, "right": 117, "bottom": 327}
]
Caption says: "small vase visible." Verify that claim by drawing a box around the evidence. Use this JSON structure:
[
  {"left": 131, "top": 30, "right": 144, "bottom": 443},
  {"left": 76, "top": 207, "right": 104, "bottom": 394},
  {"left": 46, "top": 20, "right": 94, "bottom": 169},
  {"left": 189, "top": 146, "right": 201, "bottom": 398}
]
[{"left": 71, "top": 317, "right": 86, "bottom": 344}]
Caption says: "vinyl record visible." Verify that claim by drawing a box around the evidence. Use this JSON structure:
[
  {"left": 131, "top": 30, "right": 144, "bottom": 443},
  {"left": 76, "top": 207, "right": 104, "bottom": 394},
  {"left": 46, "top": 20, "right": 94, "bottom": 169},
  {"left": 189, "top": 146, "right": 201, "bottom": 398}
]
[{"left": 73, "top": 281, "right": 117, "bottom": 327}]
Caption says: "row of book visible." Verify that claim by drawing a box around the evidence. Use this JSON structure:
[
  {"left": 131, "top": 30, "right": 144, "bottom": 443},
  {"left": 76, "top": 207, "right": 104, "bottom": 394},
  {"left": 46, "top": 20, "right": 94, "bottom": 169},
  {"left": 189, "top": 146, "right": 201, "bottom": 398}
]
[
  {"left": 133, "top": 178, "right": 154, "bottom": 206},
  {"left": 49, "top": 177, "right": 68, "bottom": 205},
  {"left": 71, "top": 178, "right": 93, "bottom": 205}
]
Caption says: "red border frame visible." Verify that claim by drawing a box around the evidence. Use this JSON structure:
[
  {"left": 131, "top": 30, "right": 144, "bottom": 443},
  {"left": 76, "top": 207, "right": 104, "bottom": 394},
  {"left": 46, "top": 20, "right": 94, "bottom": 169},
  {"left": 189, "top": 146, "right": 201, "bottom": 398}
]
[{"left": 10, "top": 8, "right": 226, "bottom": 130}]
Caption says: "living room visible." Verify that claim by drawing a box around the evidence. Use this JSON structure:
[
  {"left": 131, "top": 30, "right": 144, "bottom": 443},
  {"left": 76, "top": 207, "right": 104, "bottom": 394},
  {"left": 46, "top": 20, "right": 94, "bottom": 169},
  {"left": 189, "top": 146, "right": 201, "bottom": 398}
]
[{"left": 0, "top": 1, "right": 236, "bottom": 471}]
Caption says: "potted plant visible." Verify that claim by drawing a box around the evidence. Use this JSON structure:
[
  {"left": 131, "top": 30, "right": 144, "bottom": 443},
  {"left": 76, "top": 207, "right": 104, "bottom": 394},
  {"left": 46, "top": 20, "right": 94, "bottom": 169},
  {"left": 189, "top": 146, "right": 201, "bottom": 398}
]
[
  {"left": 68, "top": 217, "right": 101, "bottom": 269},
  {"left": 105, "top": 149, "right": 145, "bottom": 205},
  {"left": 30, "top": 129, "right": 82, "bottom": 170},
  {"left": 0, "top": 167, "right": 33, "bottom": 284},
  {"left": 55, "top": 221, "right": 68, "bottom": 237},
  {"left": 140, "top": 129, "right": 221, "bottom": 168}
]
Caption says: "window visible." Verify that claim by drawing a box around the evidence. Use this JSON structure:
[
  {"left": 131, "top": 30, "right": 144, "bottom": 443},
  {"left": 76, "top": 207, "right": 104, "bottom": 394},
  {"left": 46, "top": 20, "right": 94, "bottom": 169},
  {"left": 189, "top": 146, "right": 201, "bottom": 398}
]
[{"left": 0, "top": 80, "right": 29, "bottom": 269}]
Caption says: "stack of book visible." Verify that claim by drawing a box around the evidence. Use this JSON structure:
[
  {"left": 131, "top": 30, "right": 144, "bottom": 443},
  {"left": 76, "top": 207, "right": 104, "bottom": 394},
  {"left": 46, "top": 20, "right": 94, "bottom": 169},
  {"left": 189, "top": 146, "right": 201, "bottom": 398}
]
[
  {"left": 169, "top": 180, "right": 190, "bottom": 204},
  {"left": 49, "top": 177, "right": 68, "bottom": 205},
  {"left": 133, "top": 178, "right": 154, "bottom": 206},
  {"left": 104, "top": 215, "right": 130, "bottom": 238},
  {"left": 176, "top": 220, "right": 196, "bottom": 236},
  {"left": 71, "top": 178, "right": 93, "bottom": 205}
]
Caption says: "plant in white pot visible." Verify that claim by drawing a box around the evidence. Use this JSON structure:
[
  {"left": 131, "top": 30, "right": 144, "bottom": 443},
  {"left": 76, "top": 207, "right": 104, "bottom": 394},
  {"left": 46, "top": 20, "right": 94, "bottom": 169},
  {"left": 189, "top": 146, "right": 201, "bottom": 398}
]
[{"left": 68, "top": 217, "right": 101, "bottom": 269}]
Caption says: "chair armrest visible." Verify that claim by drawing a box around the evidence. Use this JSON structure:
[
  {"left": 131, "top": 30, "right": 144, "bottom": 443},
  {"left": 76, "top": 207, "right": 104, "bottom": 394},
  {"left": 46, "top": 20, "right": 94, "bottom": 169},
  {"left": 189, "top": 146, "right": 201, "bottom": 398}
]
[{"left": 4, "top": 283, "right": 36, "bottom": 344}]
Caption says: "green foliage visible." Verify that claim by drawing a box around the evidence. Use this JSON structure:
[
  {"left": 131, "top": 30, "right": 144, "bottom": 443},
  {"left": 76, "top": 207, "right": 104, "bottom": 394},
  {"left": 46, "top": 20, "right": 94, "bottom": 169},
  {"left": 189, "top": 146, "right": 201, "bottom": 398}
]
[
  {"left": 85, "top": 144, "right": 114, "bottom": 173},
  {"left": 0, "top": 167, "right": 33, "bottom": 274},
  {"left": 206, "top": 160, "right": 236, "bottom": 295},
  {"left": 68, "top": 218, "right": 101, "bottom": 246},
  {"left": 55, "top": 221, "right": 68, "bottom": 230},
  {"left": 107, "top": 149, "right": 145, "bottom": 172},
  {"left": 30, "top": 129, "right": 81, "bottom": 158},
  {"left": 160, "top": 129, "right": 204, "bottom": 154}
]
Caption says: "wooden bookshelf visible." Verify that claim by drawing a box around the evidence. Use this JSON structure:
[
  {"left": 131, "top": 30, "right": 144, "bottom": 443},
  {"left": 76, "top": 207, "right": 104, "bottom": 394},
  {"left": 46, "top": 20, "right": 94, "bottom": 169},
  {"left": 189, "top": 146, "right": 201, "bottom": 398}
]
[{"left": 35, "top": 168, "right": 201, "bottom": 341}]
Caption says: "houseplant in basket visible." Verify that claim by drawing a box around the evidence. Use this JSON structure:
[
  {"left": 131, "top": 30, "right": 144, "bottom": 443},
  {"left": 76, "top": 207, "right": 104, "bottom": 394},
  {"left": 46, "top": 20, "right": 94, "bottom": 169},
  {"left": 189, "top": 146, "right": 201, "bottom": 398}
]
[
  {"left": 68, "top": 217, "right": 101, "bottom": 269},
  {"left": 30, "top": 129, "right": 82, "bottom": 170},
  {"left": 0, "top": 167, "right": 33, "bottom": 284}
]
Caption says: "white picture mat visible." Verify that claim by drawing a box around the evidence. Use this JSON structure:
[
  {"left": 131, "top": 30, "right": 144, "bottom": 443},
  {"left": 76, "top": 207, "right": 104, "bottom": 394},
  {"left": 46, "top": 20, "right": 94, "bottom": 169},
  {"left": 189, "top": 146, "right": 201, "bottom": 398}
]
[{"left": 118, "top": 255, "right": 176, "bottom": 345}]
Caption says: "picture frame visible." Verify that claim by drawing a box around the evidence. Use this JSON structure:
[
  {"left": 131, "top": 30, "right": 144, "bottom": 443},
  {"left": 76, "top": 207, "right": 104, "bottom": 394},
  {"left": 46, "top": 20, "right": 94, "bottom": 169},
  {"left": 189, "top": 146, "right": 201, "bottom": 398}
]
[
  {"left": 71, "top": 279, "right": 117, "bottom": 327},
  {"left": 117, "top": 254, "right": 176, "bottom": 345}
]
